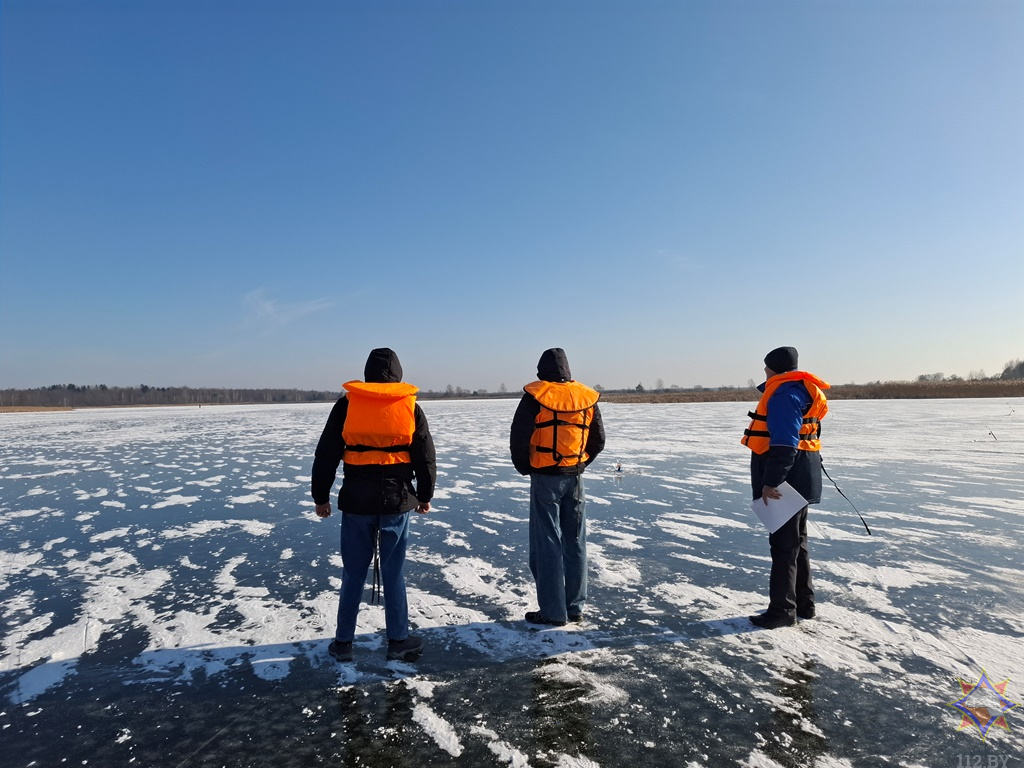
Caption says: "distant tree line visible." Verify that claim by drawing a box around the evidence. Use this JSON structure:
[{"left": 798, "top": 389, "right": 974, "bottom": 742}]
[
  {"left": 1001, "top": 359, "right": 1024, "bottom": 380},
  {"left": 0, "top": 384, "right": 522, "bottom": 409},
  {"left": 909, "top": 358, "right": 1024, "bottom": 384},
  {"left": 0, "top": 384, "right": 335, "bottom": 409},
  {"left": 2, "top": 358, "right": 1022, "bottom": 409}
]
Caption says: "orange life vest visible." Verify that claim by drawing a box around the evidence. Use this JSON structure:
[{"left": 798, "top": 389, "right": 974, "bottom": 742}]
[
  {"left": 741, "top": 371, "right": 830, "bottom": 455},
  {"left": 341, "top": 381, "right": 418, "bottom": 466},
  {"left": 525, "top": 380, "right": 601, "bottom": 470}
]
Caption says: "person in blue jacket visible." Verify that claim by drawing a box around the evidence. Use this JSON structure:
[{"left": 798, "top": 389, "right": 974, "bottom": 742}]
[{"left": 742, "top": 346, "right": 830, "bottom": 629}]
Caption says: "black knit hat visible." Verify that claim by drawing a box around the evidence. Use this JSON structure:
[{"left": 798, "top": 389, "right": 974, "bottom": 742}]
[{"left": 764, "top": 346, "right": 798, "bottom": 373}]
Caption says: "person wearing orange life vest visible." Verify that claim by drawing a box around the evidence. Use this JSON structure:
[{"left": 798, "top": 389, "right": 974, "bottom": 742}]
[
  {"left": 510, "top": 348, "right": 605, "bottom": 627},
  {"left": 311, "top": 348, "right": 436, "bottom": 662},
  {"left": 743, "top": 346, "right": 830, "bottom": 630}
]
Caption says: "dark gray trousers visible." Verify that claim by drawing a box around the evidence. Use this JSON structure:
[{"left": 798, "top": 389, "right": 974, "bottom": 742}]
[{"left": 767, "top": 505, "right": 814, "bottom": 617}]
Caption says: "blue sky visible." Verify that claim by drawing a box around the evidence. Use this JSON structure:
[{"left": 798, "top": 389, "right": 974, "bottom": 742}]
[{"left": 2, "top": 0, "right": 1021, "bottom": 392}]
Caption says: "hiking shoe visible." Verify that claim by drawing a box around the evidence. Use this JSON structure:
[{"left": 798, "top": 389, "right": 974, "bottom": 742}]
[
  {"left": 525, "top": 611, "right": 567, "bottom": 627},
  {"left": 797, "top": 605, "right": 816, "bottom": 620},
  {"left": 386, "top": 635, "right": 424, "bottom": 661},
  {"left": 327, "top": 639, "right": 353, "bottom": 662},
  {"left": 749, "top": 612, "right": 796, "bottom": 630},
  {"left": 567, "top": 612, "right": 584, "bottom": 623}
]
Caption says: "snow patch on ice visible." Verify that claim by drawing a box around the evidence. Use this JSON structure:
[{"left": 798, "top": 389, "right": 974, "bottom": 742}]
[
  {"left": 152, "top": 494, "right": 200, "bottom": 509},
  {"left": 412, "top": 700, "right": 464, "bottom": 757}
]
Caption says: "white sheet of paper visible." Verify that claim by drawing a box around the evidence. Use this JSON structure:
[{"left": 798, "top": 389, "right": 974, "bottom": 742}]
[{"left": 750, "top": 481, "right": 807, "bottom": 533}]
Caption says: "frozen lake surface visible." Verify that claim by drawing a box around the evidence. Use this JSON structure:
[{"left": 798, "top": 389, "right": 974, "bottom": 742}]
[{"left": 2, "top": 398, "right": 1022, "bottom": 767}]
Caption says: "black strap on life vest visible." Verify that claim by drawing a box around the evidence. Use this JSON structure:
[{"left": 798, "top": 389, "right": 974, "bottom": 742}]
[
  {"left": 534, "top": 408, "right": 591, "bottom": 465},
  {"left": 799, "top": 391, "right": 822, "bottom": 439},
  {"left": 574, "top": 407, "right": 591, "bottom": 472},
  {"left": 346, "top": 443, "right": 413, "bottom": 454},
  {"left": 744, "top": 412, "right": 821, "bottom": 441},
  {"left": 744, "top": 411, "right": 769, "bottom": 440}
]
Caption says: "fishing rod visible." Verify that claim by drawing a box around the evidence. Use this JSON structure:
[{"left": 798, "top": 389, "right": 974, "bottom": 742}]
[{"left": 820, "top": 460, "right": 871, "bottom": 535}]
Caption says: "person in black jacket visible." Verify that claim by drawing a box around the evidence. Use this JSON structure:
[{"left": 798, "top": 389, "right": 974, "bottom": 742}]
[
  {"left": 311, "top": 348, "right": 436, "bottom": 661},
  {"left": 510, "top": 348, "right": 605, "bottom": 626}
]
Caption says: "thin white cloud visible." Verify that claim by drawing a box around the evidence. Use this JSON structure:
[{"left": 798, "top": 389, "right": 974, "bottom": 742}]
[
  {"left": 241, "top": 290, "right": 334, "bottom": 335},
  {"left": 655, "top": 249, "right": 703, "bottom": 273}
]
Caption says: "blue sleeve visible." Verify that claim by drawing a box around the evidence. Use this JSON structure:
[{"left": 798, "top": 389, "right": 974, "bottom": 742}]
[{"left": 766, "top": 383, "right": 811, "bottom": 448}]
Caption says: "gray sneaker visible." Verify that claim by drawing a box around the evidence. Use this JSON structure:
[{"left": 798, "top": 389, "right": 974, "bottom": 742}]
[
  {"left": 328, "top": 639, "right": 353, "bottom": 662},
  {"left": 386, "top": 635, "right": 424, "bottom": 661},
  {"left": 524, "top": 611, "right": 567, "bottom": 627}
]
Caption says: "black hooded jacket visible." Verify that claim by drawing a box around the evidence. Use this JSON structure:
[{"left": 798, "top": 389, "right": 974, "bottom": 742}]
[
  {"left": 311, "top": 348, "right": 436, "bottom": 514},
  {"left": 509, "top": 348, "right": 605, "bottom": 476}
]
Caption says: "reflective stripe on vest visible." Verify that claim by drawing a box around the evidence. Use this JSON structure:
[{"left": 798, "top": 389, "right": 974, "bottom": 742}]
[
  {"left": 524, "top": 380, "right": 601, "bottom": 470},
  {"left": 341, "top": 380, "right": 418, "bottom": 466},
  {"left": 741, "top": 371, "right": 830, "bottom": 455}
]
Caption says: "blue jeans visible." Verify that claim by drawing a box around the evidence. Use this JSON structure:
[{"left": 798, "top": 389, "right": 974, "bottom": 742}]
[
  {"left": 335, "top": 511, "right": 411, "bottom": 642},
  {"left": 529, "top": 473, "right": 587, "bottom": 622}
]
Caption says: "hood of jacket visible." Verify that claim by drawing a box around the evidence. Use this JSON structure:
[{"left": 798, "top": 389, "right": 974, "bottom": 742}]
[
  {"left": 537, "top": 348, "right": 571, "bottom": 383},
  {"left": 364, "top": 348, "right": 404, "bottom": 383}
]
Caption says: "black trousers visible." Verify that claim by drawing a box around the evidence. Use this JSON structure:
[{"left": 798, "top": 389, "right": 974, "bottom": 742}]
[{"left": 767, "top": 505, "right": 814, "bottom": 617}]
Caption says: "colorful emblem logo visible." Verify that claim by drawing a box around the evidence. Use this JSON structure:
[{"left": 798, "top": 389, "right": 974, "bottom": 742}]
[{"left": 947, "top": 670, "right": 1019, "bottom": 739}]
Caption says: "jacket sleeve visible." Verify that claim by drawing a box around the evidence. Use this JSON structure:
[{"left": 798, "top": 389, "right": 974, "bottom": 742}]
[
  {"left": 509, "top": 394, "right": 539, "bottom": 475},
  {"left": 761, "top": 445, "right": 798, "bottom": 489},
  {"left": 311, "top": 397, "right": 348, "bottom": 505},
  {"left": 761, "top": 384, "right": 810, "bottom": 488},
  {"left": 766, "top": 384, "right": 810, "bottom": 449},
  {"left": 410, "top": 404, "right": 436, "bottom": 502},
  {"left": 584, "top": 403, "right": 605, "bottom": 465}
]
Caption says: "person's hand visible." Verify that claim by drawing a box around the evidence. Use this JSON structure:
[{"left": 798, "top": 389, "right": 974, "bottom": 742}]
[
  {"left": 761, "top": 486, "right": 782, "bottom": 504},
  {"left": 416, "top": 501, "right": 431, "bottom": 514},
  {"left": 315, "top": 502, "right": 332, "bottom": 518}
]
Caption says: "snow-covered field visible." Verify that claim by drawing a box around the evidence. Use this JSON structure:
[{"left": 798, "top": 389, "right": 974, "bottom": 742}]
[{"left": 1, "top": 398, "right": 1022, "bottom": 767}]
